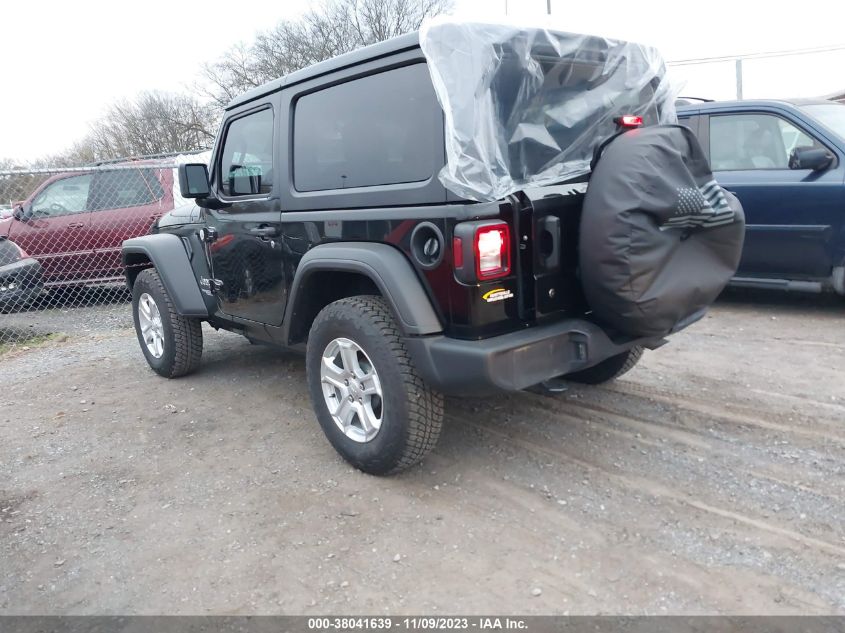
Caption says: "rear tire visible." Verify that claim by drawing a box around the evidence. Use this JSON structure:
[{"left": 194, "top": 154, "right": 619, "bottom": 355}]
[
  {"left": 132, "top": 268, "right": 203, "bottom": 378},
  {"left": 563, "top": 346, "right": 643, "bottom": 385},
  {"left": 306, "top": 295, "right": 443, "bottom": 475}
]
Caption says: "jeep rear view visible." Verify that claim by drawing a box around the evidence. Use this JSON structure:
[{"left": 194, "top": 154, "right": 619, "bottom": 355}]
[{"left": 122, "top": 19, "right": 745, "bottom": 474}]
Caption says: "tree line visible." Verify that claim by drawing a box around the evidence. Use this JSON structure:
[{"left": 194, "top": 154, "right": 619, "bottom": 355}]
[{"left": 2, "top": 0, "right": 450, "bottom": 169}]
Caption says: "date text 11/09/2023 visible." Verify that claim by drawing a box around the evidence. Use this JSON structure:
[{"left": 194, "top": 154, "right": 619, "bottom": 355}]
[{"left": 307, "top": 618, "right": 528, "bottom": 631}]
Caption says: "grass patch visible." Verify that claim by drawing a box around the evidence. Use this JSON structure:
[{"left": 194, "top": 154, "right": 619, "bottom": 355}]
[{"left": 0, "top": 332, "right": 68, "bottom": 356}]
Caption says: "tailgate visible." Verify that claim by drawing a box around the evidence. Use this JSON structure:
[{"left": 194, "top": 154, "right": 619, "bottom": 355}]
[{"left": 512, "top": 182, "right": 590, "bottom": 321}]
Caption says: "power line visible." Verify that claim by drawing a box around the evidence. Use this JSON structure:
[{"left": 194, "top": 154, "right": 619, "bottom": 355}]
[{"left": 667, "top": 43, "right": 845, "bottom": 66}]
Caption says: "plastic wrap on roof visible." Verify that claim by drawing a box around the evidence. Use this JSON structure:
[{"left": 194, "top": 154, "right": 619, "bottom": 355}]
[{"left": 419, "top": 18, "right": 677, "bottom": 202}]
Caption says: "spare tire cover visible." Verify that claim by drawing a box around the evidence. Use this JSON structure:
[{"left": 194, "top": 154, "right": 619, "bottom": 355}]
[{"left": 579, "top": 124, "right": 745, "bottom": 337}]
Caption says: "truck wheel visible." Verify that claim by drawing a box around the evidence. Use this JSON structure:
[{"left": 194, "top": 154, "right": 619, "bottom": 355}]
[
  {"left": 563, "top": 346, "right": 643, "bottom": 385},
  {"left": 132, "top": 268, "right": 203, "bottom": 378},
  {"left": 306, "top": 295, "right": 444, "bottom": 475}
]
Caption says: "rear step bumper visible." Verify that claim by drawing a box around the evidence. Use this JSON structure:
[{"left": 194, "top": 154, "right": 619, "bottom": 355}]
[{"left": 405, "top": 318, "right": 669, "bottom": 396}]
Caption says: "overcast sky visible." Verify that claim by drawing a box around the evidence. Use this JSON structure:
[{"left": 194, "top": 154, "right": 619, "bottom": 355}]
[{"left": 3, "top": 0, "right": 845, "bottom": 162}]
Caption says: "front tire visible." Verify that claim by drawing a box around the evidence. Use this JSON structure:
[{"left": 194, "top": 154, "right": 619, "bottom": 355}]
[
  {"left": 132, "top": 268, "right": 203, "bottom": 378},
  {"left": 563, "top": 346, "right": 643, "bottom": 385},
  {"left": 306, "top": 296, "right": 443, "bottom": 475}
]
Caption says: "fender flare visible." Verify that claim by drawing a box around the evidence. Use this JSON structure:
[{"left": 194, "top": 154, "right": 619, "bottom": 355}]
[
  {"left": 283, "top": 242, "right": 442, "bottom": 340},
  {"left": 122, "top": 234, "right": 208, "bottom": 317}
]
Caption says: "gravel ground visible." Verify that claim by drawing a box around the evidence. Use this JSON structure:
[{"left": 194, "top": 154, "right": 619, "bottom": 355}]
[{"left": 0, "top": 290, "right": 843, "bottom": 615}]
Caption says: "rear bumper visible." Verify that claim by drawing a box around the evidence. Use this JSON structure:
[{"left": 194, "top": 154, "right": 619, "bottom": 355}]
[{"left": 405, "top": 318, "right": 666, "bottom": 396}]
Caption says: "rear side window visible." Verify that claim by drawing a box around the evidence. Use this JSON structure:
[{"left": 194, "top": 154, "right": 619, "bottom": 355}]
[
  {"left": 293, "top": 64, "right": 440, "bottom": 192},
  {"left": 88, "top": 169, "right": 164, "bottom": 211},
  {"left": 219, "top": 107, "right": 274, "bottom": 196}
]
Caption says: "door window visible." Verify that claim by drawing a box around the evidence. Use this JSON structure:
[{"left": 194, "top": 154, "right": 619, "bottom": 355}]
[
  {"left": 709, "top": 113, "right": 822, "bottom": 170},
  {"left": 219, "top": 107, "right": 274, "bottom": 197},
  {"left": 30, "top": 174, "right": 92, "bottom": 217}
]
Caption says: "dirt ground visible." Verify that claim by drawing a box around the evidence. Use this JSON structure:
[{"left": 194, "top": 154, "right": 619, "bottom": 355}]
[{"left": 1, "top": 290, "right": 843, "bottom": 615}]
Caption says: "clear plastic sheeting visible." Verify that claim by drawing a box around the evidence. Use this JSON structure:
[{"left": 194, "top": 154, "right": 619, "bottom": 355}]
[{"left": 419, "top": 18, "right": 677, "bottom": 202}]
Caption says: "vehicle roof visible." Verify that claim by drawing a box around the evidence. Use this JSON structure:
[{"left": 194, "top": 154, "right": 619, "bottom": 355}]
[
  {"left": 227, "top": 26, "right": 663, "bottom": 111},
  {"left": 677, "top": 97, "right": 838, "bottom": 112},
  {"left": 227, "top": 32, "right": 421, "bottom": 110}
]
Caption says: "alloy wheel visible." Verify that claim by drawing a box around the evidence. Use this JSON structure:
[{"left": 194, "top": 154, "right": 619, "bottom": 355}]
[
  {"left": 138, "top": 292, "right": 165, "bottom": 358},
  {"left": 319, "top": 337, "right": 384, "bottom": 443}
]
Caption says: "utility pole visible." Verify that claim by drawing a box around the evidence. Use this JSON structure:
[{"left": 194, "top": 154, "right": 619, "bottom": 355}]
[
  {"left": 735, "top": 58, "right": 743, "bottom": 100},
  {"left": 547, "top": 0, "right": 552, "bottom": 13}
]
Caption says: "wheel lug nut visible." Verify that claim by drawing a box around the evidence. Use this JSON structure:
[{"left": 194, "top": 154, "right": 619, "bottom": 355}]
[
  {"left": 344, "top": 379, "right": 349, "bottom": 386},
  {"left": 348, "top": 395, "right": 354, "bottom": 402}
]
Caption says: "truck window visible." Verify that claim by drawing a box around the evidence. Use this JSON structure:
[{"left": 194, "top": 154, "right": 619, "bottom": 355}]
[
  {"left": 88, "top": 169, "right": 164, "bottom": 211},
  {"left": 709, "top": 113, "right": 821, "bottom": 171},
  {"left": 219, "top": 107, "right": 274, "bottom": 197},
  {"left": 293, "top": 64, "right": 440, "bottom": 192},
  {"left": 30, "top": 174, "right": 92, "bottom": 216}
]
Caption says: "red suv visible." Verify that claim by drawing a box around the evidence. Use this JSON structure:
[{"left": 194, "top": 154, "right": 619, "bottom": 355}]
[{"left": 1, "top": 165, "right": 175, "bottom": 287}]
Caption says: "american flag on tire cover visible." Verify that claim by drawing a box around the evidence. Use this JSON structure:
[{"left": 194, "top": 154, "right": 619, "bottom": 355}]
[{"left": 662, "top": 179, "right": 736, "bottom": 230}]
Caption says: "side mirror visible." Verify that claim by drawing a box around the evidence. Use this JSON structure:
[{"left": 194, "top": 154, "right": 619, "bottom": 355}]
[
  {"left": 228, "top": 165, "right": 262, "bottom": 196},
  {"left": 12, "top": 204, "right": 29, "bottom": 221},
  {"left": 178, "top": 163, "right": 211, "bottom": 198},
  {"left": 789, "top": 147, "right": 834, "bottom": 171}
]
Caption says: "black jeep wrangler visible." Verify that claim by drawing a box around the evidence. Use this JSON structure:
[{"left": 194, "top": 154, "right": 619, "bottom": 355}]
[{"left": 122, "top": 23, "right": 744, "bottom": 474}]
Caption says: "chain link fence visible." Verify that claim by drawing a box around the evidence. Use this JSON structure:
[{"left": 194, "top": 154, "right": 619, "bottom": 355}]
[{"left": 0, "top": 151, "right": 209, "bottom": 351}]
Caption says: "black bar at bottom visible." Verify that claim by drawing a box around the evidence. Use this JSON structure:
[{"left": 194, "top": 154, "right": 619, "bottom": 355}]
[{"left": 0, "top": 617, "right": 843, "bottom": 633}]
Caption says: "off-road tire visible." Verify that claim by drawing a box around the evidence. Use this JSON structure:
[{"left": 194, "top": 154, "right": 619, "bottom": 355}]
[
  {"left": 132, "top": 268, "right": 203, "bottom": 378},
  {"left": 563, "top": 346, "right": 643, "bottom": 385},
  {"left": 306, "top": 295, "right": 444, "bottom": 475}
]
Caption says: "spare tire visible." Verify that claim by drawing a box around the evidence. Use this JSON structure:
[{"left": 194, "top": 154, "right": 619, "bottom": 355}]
[{"left": 579, "top": 124, "right": 745, "bottom": 338}]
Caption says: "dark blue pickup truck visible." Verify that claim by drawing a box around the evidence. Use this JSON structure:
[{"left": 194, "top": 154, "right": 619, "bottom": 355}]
[{"left": 677, "top": 99, "right": 845, "bottom": 295}]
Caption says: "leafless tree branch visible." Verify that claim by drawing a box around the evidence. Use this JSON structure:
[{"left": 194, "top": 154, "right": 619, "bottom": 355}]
[{"left": 199, "top": 0, "right": 452, "bottom": 109}]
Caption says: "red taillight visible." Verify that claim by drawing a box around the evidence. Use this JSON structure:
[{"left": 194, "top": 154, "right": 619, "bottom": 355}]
[
  {"left": 474, "top": 222, "right": 510, "bottom": 280},
  {"left": 615, "top": 114, "right": 643, "bottom": 129}
]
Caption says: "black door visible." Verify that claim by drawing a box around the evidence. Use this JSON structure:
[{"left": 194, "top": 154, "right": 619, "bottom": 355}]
[{"left": 207, "top": 105, "right": 287, "bottom": 325}]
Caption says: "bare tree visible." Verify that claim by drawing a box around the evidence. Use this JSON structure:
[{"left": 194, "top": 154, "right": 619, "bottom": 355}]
[
  {"left": 201, "top": 0, "right": 452, "bottom": 108},
  {"left": 1, "top": 91, "right": 214, "bottom": 171},
  {"left": 83, "top": 91, "right": 217, "bottom": 162},
  {"left": 5, "top": 0, "right": 450, "bottom": 168}
]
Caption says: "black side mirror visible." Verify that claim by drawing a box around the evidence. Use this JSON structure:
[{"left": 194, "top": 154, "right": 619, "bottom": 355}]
[
  {"left": 789, "top": 147, "right": 834, "bottom": 171},
  {"left": 178, "top": 163, "right": 211, "bottom": 198},
  {"left": 12, "top": 204, "right": 29, "bottom": 221}
]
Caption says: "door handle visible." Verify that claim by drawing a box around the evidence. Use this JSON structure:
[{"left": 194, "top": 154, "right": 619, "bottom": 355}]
[
  {"left": 68, "top": 222, "right": 85, "bottom": 228},
  {"left": 250, "top": 225, "right": 279, "bottom": 239}
]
